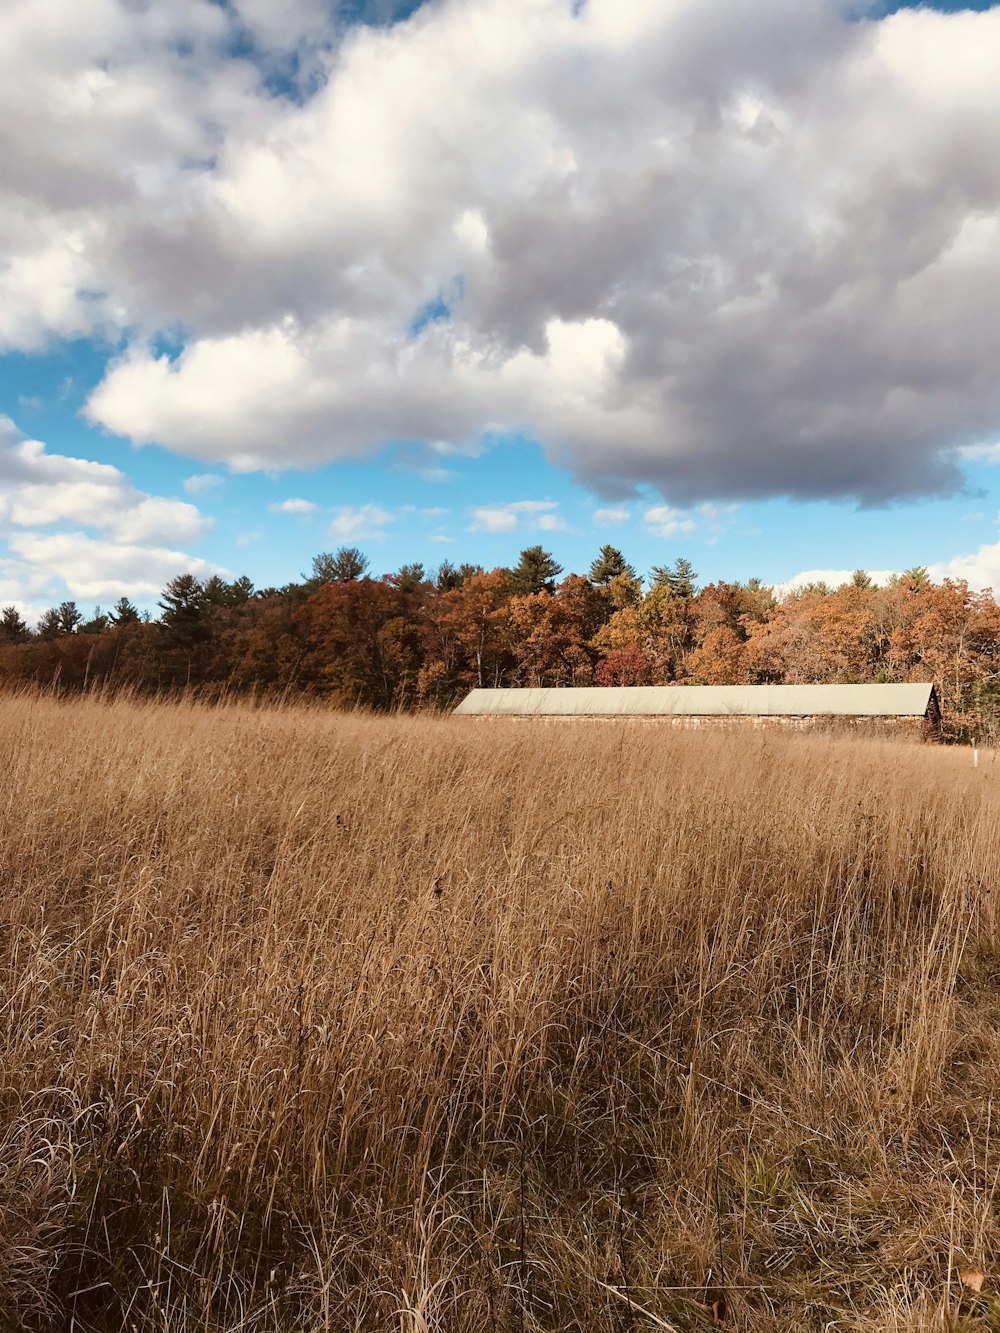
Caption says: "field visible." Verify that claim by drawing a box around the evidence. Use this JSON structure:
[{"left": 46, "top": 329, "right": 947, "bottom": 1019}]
[{"left": 1, "top": 694, "right": 999, "bottom": 1332}]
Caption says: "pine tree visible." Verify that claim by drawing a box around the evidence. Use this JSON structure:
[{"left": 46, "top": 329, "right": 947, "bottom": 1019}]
[
  {"left": 80, "top": 607, "right": 110, "bottom": 634},
  {"left": 650, "top": 557, "right": 697, "bottom": 599},
  {"left": 36, "top": 608, "right": 63, "bottom": 639},
  {"left": 509, "top": 546, "right": 562, "bottom": 595},
  {"left": 588, "top": 545, "right": 637, "bottom": 586},
  {"left": 393, "top": 563, "right": 426, "bottom": 592},
  {"left": 901, "top": 566, "right": 930, "bottom": 591},
  {"left": 309, "top": 548, "right": 369, "bottom": 584},
  {"left": 0, "top": 605, "right": 30, "bottom": 644},
  {"left": 57, "top": 601, "right": 83, "bottom": 634},
  {"left": 37, "top": 602, "right": 82, "bottom": 636},
  {"left": 158, "top": 574, "right": 208, "bottom": 648},
  {"left": 435, "top": 562, "right": 482, "bottom": 592},
  {"left": 203, "top": 575, "right": 255, "bottom": 607},
  {"left": 109, "top": 596, "right": 142, "bottom": 626}
]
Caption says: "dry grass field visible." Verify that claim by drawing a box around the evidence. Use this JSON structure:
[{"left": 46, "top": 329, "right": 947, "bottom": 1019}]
[{"left": 2, "top": 693, "right": 1000, "bottom": 1332}]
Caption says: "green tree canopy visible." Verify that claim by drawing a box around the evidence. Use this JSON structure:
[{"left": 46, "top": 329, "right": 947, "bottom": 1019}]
[
  {"left": 310, "top": 548, "right": 369, "bottom": 584},
  {"left": 203, "top": 574, "right": 255, "bottom": 608},
  {"left": 109, "top": 596, "right": 142, "bottom": 626},
  {"left": 509, "top": 545, "right": 563, "bottom": 595},
  {"left": 0, "top": 606, "right": 30, "bottom": 644},
  {"left": 650, "top": 557, "right": 698, "bottom": 599},
  {"left": 159, "top": 574, "right": 209, "bottom": 648},
  {"left": 38, "top": 602, "right": 83, "bottom": 637},
  {"left": 392, "top": 563, "right": 426, "bottom": 592},
  {"left": 80, "top": 607, "right": 110, "bottom": 634},
  {"left": 588, "top": 544, "right": 637, "bottom": 586}
]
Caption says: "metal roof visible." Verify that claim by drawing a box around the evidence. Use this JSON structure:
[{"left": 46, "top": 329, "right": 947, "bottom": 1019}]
[{"left": 454, "top": 684, "right": 938, "bottom": 718}]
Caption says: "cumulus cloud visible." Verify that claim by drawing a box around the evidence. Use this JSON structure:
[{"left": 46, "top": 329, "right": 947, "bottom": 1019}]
[
  {"left": 327, "top": 503, "right": 393, "bottom": 539},
  {"left": 959, "top": 442, "right": 1000, "bottom": 466},
  {"left": 593, "top": 507, "right": 631, "bottom": 525},
  {"left": 270, "top": 497, "right": 320, "bottom": 514},
  {"left": 0, "top": 416, "right": 215, "bottom": 603},
  {"left": 184, "top": 473, "right": 224, "bottom": 496},
  {"left": 645, "top": 505, "right": 697, "bottom": 539},
  {"left": 6, "top": 532, "right": 219, "bottom": 602},
  {"left": 469, "top": 507, "right": 519, "bottom": 534},
  {"left": 0, "top": 417, "right": 209, "bottom": 544},
  {"left": 929, "top": 543, "right": 1000, "bottom": 593},
  {"left": 468, "top": 500, "right": 562, "bottom": 533},
  {"left": 5, "top": 0, "right": 1000, "bottom": 503}
]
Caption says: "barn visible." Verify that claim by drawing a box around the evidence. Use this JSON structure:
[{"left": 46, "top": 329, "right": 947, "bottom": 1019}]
[{"left": 454, "top": 683, "right": 942, "bottom": 738}]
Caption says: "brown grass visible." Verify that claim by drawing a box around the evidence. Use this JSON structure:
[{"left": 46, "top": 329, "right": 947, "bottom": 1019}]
[{"left": 1, "top": 693, "right": 999, "bottom": 1331}]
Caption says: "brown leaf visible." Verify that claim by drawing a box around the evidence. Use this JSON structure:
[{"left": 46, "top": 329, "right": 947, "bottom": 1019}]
[{"left": 960, "top": 1266, "right": 986, "bottom": 1293}]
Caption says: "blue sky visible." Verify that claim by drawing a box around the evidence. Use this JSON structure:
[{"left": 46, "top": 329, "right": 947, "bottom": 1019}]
[{"left": 2, "top": 0, "right": 1000, "bottom": 618}]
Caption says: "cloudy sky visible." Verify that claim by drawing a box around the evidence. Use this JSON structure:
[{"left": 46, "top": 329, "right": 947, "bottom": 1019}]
[{"left": 3, "top": 0, "right": 1000, "bottom": 619}]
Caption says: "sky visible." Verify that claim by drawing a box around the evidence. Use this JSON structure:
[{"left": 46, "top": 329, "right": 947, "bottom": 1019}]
[{"left": 2, "top": 0, "right": 1000, "bottom": 621}]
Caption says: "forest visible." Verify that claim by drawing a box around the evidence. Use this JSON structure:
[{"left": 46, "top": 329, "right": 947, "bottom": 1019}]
[{"left": 2, "top": 543, "right": 999, "bottom": 733}]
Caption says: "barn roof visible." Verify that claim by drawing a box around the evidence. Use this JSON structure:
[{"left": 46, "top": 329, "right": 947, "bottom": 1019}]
[{"left": 454, "top": 684, "right": 938, "bottom": 718}]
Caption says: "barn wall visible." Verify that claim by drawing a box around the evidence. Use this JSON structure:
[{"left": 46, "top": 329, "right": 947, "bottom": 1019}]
[{"left": 465, "top": 714, "right": 936, "bottom": 740}]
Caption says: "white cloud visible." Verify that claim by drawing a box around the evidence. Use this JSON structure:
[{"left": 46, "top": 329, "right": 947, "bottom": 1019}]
[
  {"left": 184, "top": 473, "right": 224, "bottom": 496},
  {"left": 468, "top": 499, "right": 562, "bottom": 533},
  {"left": 929, "top": 544, "right": 1000, "bottom": 592},
  {"left": 270, "top": 497, "right": 319, "bottom": 515},
  {"left": 4, "top": 0, "right": 1000, "bottom": 504},
  {"left": 7, "top": 531, "right": 220, "bottom": 602},
  {"left": 0, "top": 415, "right": 214, "bottom": 604},
  {"left": 469, "top": 506, "right": 519, "bottom": 534},
  {"left": 429, "top": 533, "right": 455, "bottom": 544},
  {"left": 427, "top": 439, "right": 484, "bottom": 459},
  {"left": 957, "top": 442, "right": 1000, "bottom": 465},
  {"left": 0, "top": 553, "right": 56, "bottom": 624},
  {"left": 644, "top": 505, "right": 696, "bottom": 539},
  {"left": 593, "top": 507, "right": 630, "bottom": 525},
  {"left": 0, "top": 417, "right": 210, "bottom": 544},
  {"left": 327, "top": 503, "right": 393, "bottom": 540}
]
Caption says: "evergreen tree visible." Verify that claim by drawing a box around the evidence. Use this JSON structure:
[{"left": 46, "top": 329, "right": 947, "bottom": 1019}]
[
  {"left": 850, "top": 570, "right": 874, "bottom": 590},
  {"left": 434, "top": 562, "right": 482, "bottom": 592},
  {"left": 38, "top": 602, "right": 82, "bottom": 637},
  {"left": 901, "top": 566, "right": 930, "bottom": 591},
  {"left": 0, "top": 605, "right": 30, "bottom": 644},
  {"left": 158, "top": 574, "right": 208, "bottom": 648},
  {"left": 203, "top": 574, "right": 255, "bottom": 607},
  {"left": 435, "top": 561, "right": 460, "bottom": 592},
  {"left": 309, "top": 548, "right": 369, "bottom": 583},
  {"left": 588, "top": 544, "right": 637, "bottom": 586},
  {"left": 36, "top": 608, "right": 63, "bottom": 639},
  {"left": 650, "top": 557, "right": 698, "bottom": 599},
  {"left": 80, "top": 607, "right": 110, "bottom": 634},
  {"left": 509, "top": 545, "right": 562, "bottom": 595},
  {"left": 57, "top": 601, "right": 83, "bottom": 634},
  {"left": 109, "top": 596, "right": 142, "bottom": 626},
  {"left": 393, "top": 563, "right": 426, "bottom": 592}
]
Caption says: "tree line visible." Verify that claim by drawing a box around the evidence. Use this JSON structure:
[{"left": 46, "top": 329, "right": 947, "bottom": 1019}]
[{"left": 2, "top": 544, "right": 999, "bottom": 733}]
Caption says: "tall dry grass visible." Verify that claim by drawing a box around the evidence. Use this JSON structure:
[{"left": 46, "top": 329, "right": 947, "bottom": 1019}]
[{"left": 1, "top": 693, "right": 999, "bottom": 1331}]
